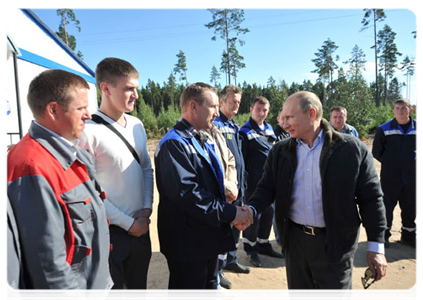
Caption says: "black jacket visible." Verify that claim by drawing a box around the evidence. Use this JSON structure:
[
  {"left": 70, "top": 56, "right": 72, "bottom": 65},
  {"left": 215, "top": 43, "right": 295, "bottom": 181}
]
[{"left": 248, "top": 119, "right": 386, "bottom": 262}]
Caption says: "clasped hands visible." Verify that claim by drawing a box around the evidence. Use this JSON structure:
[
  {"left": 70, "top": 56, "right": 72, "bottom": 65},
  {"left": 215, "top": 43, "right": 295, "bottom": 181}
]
[
  {"left": 128, "top": 208, "right": 151, "bottom": 237},
  {"left": 231, "top": 205, "right": 254, "bottom": 231}
]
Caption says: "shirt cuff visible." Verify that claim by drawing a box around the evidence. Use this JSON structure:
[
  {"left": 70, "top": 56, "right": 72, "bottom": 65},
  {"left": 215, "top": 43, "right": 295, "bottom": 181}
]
[
  {"left": 368, "top": 241, "right": 385, "bottom": 255},
  {"left": 249, "top": 205, "right": 257, "bottom": 218}
]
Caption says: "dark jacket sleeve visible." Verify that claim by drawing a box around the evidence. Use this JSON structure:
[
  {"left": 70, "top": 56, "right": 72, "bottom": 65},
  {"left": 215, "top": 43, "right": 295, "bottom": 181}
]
[
  {"left": 372, "top": 127, "right": 385, "bottom": 163},
  {"left": 355, "top": 142, "right": 387, "bottom": 243},
  {"left": 156, "top": 139, "right": 236, "bottom": 226},
  {"left": 247, "top": 145, "right": 278, "bottom": 214}
]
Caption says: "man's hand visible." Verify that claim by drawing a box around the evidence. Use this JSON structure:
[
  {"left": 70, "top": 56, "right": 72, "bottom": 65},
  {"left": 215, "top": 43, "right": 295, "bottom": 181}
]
[
  {"left": 231, "top": 206, "right": 254, "bottom": 231},
  {"left": 133, "top": 208, "right": 152, "bottom": 219},
  {"left": 128, "top": 208, "right": 152, "bottom": 237},
  {"left": 366, "top": 251, "right": 388, "bottom": 281},
  {"left": 225, "top": 189, "right": 239, "bottom": 203},
  {"left": 128, "top": 217, "right": 150, "bottom": 237}
]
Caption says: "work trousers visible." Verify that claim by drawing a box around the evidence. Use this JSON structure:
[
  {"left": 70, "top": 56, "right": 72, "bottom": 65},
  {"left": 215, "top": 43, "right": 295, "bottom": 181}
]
[
  {"left": 109, "top": 225, "right": 152, "bottom": 289},
  {"left": 285, "top": 221, "right": 354, "bottom": 289},
  {"left": 242, "top": 204, "right": 274, "bottom": 254},
  {"left": 166, "top": 255, "right": 219, "bottom": 289},
  {"left": 382, "top": 181, "right": 416, "bottom": 241}
]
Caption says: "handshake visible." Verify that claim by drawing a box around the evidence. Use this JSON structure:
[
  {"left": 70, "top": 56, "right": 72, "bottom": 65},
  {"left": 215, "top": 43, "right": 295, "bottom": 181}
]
[{"left": 231, "top": 205, "right": 254, "bottom": 231}]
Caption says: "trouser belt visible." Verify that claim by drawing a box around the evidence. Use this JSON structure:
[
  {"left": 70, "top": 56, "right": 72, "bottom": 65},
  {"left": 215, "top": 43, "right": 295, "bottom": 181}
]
[{"left": 291, "top": 220, "right": 326, "bottom": 236}]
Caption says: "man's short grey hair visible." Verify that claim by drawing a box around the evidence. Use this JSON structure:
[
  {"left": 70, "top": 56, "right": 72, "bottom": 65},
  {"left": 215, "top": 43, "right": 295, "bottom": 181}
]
[{"left": 288, "top": 91, "right": 322, "bottom": 120}]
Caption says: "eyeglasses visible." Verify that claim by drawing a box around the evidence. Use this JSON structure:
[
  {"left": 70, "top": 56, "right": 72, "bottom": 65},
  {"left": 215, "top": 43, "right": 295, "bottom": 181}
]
[{"left": 361, "top": 268, "right": 377, "bottom": 289}]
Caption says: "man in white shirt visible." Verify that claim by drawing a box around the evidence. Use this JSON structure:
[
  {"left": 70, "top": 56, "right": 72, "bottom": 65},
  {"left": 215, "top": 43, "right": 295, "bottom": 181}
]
[{"left": 79, "top": 58, "right": 154, "bottom": 289}]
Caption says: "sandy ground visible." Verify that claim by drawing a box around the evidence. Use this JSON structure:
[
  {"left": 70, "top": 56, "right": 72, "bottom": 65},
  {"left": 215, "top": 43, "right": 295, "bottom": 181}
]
[{"left": 145, "top": 138, "right": 416, "bottom": 290}]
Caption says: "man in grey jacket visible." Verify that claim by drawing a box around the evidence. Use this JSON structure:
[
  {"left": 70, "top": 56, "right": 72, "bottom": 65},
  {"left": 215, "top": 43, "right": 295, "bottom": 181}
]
[{"left": 7, "top": 69, "right": 112, "bottom": 289}]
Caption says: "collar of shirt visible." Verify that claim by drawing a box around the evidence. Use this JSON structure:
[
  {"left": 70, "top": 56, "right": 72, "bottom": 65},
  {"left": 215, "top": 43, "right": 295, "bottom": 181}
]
[
  {"left": 34, "top": 121, "right": 80, "bottom": 156},
  {"left": 290, "top": 129, "right": 325, "bottom": 227}
]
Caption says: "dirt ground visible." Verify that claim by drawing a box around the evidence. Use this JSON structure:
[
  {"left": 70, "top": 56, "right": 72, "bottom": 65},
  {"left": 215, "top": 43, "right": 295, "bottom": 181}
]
[{"left": 145, "top": 138, "right": 416, "bottom": 290}]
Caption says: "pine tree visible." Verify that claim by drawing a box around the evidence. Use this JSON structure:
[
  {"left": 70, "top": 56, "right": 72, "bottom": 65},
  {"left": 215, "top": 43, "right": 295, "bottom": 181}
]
[
  {"left": 56, "top": 9, "right": 83, "bottom": 58},
  {"left": 361, "top": 9, "right": 386, "bottom": 106},
  {"left": 205, "top": 9, "right": 249, "bottom": 84},
  {"left": 173, "top": 50, "right": 188, "bottom": 86}
]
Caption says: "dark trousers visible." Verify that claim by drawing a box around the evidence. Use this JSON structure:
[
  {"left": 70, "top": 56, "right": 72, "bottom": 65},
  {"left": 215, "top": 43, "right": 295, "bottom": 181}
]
[
  {"left": 166, "top": 255, "right": 219, "bottom": 289},
  {"left": 285, "top": 221, "right": 354, "bottom": 289},
  {"left": 383, "top": 182, "right": 416, "bottom": 241},
  {"left": 243, "top": 205, "right": 274, "bottom": 254},
  {"left": 218, "top": 198, "right": 242, "bottom": 269},
  {"left": 109, "top": 225, "right": 152, "bottom": 289}
]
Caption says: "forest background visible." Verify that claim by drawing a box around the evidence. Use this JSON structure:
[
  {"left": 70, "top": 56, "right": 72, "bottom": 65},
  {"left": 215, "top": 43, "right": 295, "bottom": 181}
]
[{"left": 37, "top": 8, "right": 417, "bottom": 138}]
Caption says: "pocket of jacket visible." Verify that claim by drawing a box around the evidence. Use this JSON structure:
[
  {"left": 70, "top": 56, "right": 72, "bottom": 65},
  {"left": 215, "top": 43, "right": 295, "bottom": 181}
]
[{"left": 61, "top": 185, "right": 96, "bottom": 228}]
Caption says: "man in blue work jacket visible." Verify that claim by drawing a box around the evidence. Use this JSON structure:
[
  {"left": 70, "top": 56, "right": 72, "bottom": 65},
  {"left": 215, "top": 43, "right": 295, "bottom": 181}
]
[
  {"left": 214, "top": 85, "right": 251, "bottom": 289},
  {"left": 372, "top": 99, "right": 416, "bottom": 247},
  {"left": 155, "top": 82, "right": 254, "bottom": 289},
  {"left": 240, "top": 96, "right": 284, "bottom": 267}
]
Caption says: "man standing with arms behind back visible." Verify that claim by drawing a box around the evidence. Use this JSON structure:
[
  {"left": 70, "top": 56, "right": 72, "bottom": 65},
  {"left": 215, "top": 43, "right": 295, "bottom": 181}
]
[
  {"left": 8, "top": 69, "right": 112, "bottom": 289},
  {"left": 372, "top": 99, "right": 416, "bottom": 247},
  {"left": 79, "top": 58, "right": 154, "bottom": 289},
  {"left": 247, "top": 91, "right": 387, "bottom": 289}
]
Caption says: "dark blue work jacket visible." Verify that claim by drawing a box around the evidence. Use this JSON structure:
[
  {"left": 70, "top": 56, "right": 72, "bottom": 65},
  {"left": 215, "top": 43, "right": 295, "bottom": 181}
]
[
  {"left": 372, "top": 117, "right": 416, "bottom": 190},
  {"left": 155, "top": 119, "right": 236, "bottom": 262},
  {"left": 240, "top": 117, "right": 276, "bottom": 200},
  {"left": 214, "top": 111, "right": 246, "bottom": 203}
]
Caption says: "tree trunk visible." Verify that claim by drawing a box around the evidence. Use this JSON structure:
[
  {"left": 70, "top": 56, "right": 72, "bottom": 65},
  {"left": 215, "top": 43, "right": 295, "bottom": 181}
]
[
  {"left": 373, "top": 11, "right": 380, "bottom": 106},
  {"left": 224, "top": 10, "right": 231, "bottom": 85}
]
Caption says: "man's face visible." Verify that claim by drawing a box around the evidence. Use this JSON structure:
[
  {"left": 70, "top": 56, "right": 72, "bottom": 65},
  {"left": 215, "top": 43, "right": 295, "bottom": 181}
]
[
  {"left": 281, "top": 97, "right": 313, "bottom": 140},
  {"left": 393, "top": 103, "right": 411, "bottom": 123},
  {"left": 56, "top": 87, "right": 91, "bottom": 141},
  {"left": 220, "top": 91, "right": 241, "bottom": 119},
  {"left": 195, "top": 90, "right": 219, "bottom": 131},
  {"left": 107, "top": 76, "right": 139, "bottom": 113},
  {"left": 250, "top": 102, "right": 269, "bottom": 125},
  {"left": 330, "top": 110, "right": 347, "bottom": 131}
]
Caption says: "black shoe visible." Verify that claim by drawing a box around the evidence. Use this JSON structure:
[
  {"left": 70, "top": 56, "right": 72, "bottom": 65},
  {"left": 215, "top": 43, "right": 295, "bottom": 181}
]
[
  {"left": 219, "top": 273, "right": 232, "bottom": 289},
  {"left": 400, "top": 237, "right": 416, "bottom": 248},
  {"left": 258, "top": 247, "right": 285, "bottom": 259},
  {"left": 248, "top": 253, "right": 262, "bottom": 267},
  {"left": 223, "top": 262, "right": 251, "bottom": 274}
]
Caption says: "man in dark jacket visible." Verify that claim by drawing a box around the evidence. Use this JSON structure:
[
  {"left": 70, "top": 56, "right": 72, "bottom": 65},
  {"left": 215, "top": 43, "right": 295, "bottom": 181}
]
[
  {"left": 240, "top": 96, "right": 283, "bottom": 267},
  {"left": 372, "top": 99, "right": 416, "bottom": 247},
  {"left": 248, "top": 91, "right": 387, "bottom": 289},
  {"left": 155, "top": 82, "right": 253, "bottom": 289}
]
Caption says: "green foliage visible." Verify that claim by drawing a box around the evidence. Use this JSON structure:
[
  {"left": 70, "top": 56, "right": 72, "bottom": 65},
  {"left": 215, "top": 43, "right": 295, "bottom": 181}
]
[
  {"left": 157, "top": 105, "right": 180, "bottom": 132},
  {"left": 410, "top": 105, "right": 420, "bottom": 121},
  {"left": 233, "top": 113, "right": 250, "bottom": 127},
  {"left": 137, "top": 98, "right": 157, "bottom": 137},
  {"left": 368, "top": 104, "right": 394, "bottom": 134},
  {"left": 56, "top": 9, "right": 83, "bottom": 58},
  {"left": 205, "top": 9, "right": 249, "bottom": 85}
]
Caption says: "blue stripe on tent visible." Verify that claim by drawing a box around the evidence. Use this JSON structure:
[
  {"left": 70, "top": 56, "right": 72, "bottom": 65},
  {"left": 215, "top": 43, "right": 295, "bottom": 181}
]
[
  {"left": 18, "top": 48, "right": 96, "bottom": 84},
  {"left": 21, "top": 9, "right": 95, "bottom": 78}
]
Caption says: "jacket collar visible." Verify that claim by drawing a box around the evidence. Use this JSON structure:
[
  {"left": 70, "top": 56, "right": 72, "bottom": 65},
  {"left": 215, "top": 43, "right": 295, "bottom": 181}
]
[{"left": 29, "top": 121, "right": 80, "bottom": 170}]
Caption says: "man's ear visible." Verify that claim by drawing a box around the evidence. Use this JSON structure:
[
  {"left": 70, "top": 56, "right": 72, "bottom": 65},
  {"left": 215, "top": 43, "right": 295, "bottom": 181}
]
[
  {"left": 190, "top": 100, "right": 197, "bottom": 113},
  {"left": 46, "top": 102, "right": 59, "bottom": 120},
  {"left": 100, "top": 82, "right": 111, "bottom": 96},
  {"left": 309, "top": 107, "right": 317, "bottom": 121}
]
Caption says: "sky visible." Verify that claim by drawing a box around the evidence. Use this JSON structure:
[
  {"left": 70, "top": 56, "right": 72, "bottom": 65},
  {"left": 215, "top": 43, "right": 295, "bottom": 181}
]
[{"left": 28, "top": 4, "right": 418, "bottom": 104}]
